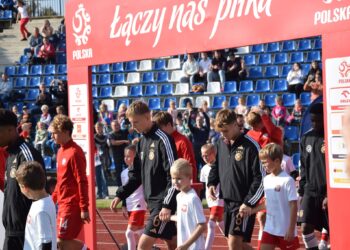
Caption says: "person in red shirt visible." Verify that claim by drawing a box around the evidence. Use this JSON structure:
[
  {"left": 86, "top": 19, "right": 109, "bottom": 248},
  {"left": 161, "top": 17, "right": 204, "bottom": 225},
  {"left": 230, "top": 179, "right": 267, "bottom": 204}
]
[
  {"left": 153, "top": 111, "right": 197, "bottom": 182},
  {"left": 49, "top": 115, "right": 90, "bottom": 250},
  {"left": 33, "top": 37, "right": 56, "bottom": 64},
  {"left": 0, "top": 147, "right": 8, "bottom": 191}
]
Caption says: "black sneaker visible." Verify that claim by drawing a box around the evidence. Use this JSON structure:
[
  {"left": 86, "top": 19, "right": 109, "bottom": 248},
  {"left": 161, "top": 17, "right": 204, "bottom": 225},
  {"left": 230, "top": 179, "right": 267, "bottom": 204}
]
[
  {"left": 21, "top": 38, "right": 27, "bottom": 41},
  {"left": 27, "top": 32, "right": 32, "bottom": 38}
]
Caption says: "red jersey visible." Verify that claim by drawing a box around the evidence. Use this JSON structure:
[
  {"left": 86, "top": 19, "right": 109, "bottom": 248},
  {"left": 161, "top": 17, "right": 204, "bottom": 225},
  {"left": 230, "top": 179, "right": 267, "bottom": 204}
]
[
  {"left": 52, "top": 140, "right": 89, "bottom": 211},
  {"left": 0, "top": 147, "right": 8, "bottom": 191},
  {"left": 172, "top": 130, "right": 197, "bottom": 182},
  {"left": 247, "top": 114, "right": 283, "bottom": 148}
]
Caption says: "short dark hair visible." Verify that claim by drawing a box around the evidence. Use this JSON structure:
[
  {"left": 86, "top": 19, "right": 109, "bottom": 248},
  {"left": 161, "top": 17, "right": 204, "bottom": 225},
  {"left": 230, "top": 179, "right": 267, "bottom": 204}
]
[
  {"left": 310, "top": 102, "right": 323, "bottom": 115},
  {"left": 215, "top": 109, "right": 237, "bottom": 131},
  {"left": 125, "top": 144, "right": 136, "bottom": 153},
  {"left": 153, "top": 111, "right": 173, "bottom": 127},
  {"left": 0, "top": 109, "right": 18, "bottom": 127},
  {"left": 16, "top": 161, "right": 46, "bottom": 190}
]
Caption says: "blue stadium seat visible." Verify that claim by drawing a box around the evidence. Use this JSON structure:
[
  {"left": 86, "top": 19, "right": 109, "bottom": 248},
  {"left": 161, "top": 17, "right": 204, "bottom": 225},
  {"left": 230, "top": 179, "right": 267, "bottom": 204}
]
[
  {"left": 99, "top": 87, "right": 112, "bottom": 98},
  {"left": 14, "top": 77, "right": 27, "bottom": 88},
  {"left": 0, "top": 10, "right": 12, "bottom": 20},
  {"left": 98, "top": 74, "right": 111, "bottom": 85},
  {"left": 255, "top": 79, "right": 270, "bottom": 92},
  {"left": 258, "top": 54, "right": 272, "bottom": 65},
  {"left": 239, "top": 80, "right": 253, "bottom": 93},
  {"left": 19, "top": 55, "right": 29, "bottom": 64},
  {"left": 57, "top": 64, "right": 67, "bottom": 74},
  {"left": 56, "top": 53, "right": 67, "bottom": 64},
  {"left": 290, "top": 52, "right": 304, "bottom": 63},
  {"left": 43, "top": 76, "right": 54, "bottom": 86},
  {"left": 93, "top": 100, "right": 99, "bottom": 110},
  {"left": 5, "top": 66, "right": 16, "bottom": 76},
  {"left": 229, "top": 96, "right": 240, "bottom": 108},
  {"left": 98, "top": 64, "right": 110, "bottom": 73},
  {"left": 160, "top": 84, "right": 173, "bottom": 96},
  {"left": 282, "top": 40, "right": 296, "bottom": 52},
  {"left": 111, "top": 62, "right": 124, "bottom": 72},
  {"left": 302, "top": 63, "right": 311, "bottom": 76},
  {"left": 266, "top": 42, "right": 280, "bottom": 53},
  {"left": 30, "top": 65, "right": 42, "bottom": 76},
  {"left": 27, "top": 102, "right": 36, "bottom": 110},
  {"left": 299, "top": 39, "right": 312, "bottom": 51},
  {"left": 28, "top": 77, "right": 41, "bottom": 87},
  {"left": 212, "top": 96, "right": 226, "bottom": 109},
  {"left": 144, "top": 85, "right": 158, "bottom": 96},
  {"left": 292, "top": 153, "right": 300, "bottom": 169},
  {"left": 281, "top": 65, "right": 292, "bottom": 77},
  {"left": 92, "top": 75, "right": 97, "bottom": 85},
  {"left": 43, "top": 64, "right": 55, "bottom": 75},
  {"left": 25, "top": 89, "right": 39, "bottom": 101},
  {"left": 17, "top": 65, "right": 29, "bottom": 76},
  {"left": 148, "top": 98, "right": 161, "bottom": 110},
  {"left": 116, "top": 99, "right": 129, "bottom": 110},
  {"left": 282, "top": 93, "right": 296, "bottom": 107},
  {"left": 223, "top": 81, "right": 237, "bottom": 94},
  {"left": 156, "top": 71, "right": 169, "bottom": 82},
  {"left": 274, "top": 53, "right": 288, "bottom": 64},
  {"left": 125, "top": 61, "right": 137, "bottom": 72},
  {"left": 111, "top": 73, "right": 125, "bottom": 84},
  {"left": 246, "top": 94, "right": 260, "bottom": 107},
  {"left": 44, "top": 156, "right": 52, "bottom": 170},
  {"left": 272, "top": 79, "right": 288, "bottom": 92},
  {"left": 244, "top": 55, "right": 256, "bottom": 66},
  {"left": 284, "top": 126, "right": 299, "bottom": 141},
  {"left": 92, "top": 87, "right": 98, "bottom": 98},
  {"left": 58, "top": 75, "right": 67, "bottom": 81},
  {"left": 91, "top": 65, "right": 97, "bottom": 73},
  {"left": 154, "top": 59, "right": 166, "bottom": 70},
  {"left": 265, "top": 65, "right": 279, "bottom": 78},
  {"left": 300, "top": 92, "right": 311, "bottom": 106},
  {"left": 314, "top": 38, "right": 322, "bottom": 50},
  {"left": 163, "top": 97, "right": 177, "bottom": 109},
  {"left": 306, "top": 51, "right": 321, "bottom": 62},
  {"left": 248, "top": 67, "right": 263, "bottom": 79},
  {"left": 251, "top": 44, "right": 264, "bottom": 53},
  {"left": 129, "top": 85, "right": 143, "bottom": 97},
  {"left": 264, "top": 94, "right": 277, "bottom": 107},
  {"left": 142, "top": 72, "right": 154, "bottom": 83}
]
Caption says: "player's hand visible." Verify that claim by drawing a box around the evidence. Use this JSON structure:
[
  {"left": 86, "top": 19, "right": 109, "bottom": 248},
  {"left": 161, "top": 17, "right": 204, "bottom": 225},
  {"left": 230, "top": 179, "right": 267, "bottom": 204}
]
[
  {"left": 81, "top": 211, "right": 90, "bottom": 223},
  {"left": 239, "top": 203, "right": 252, "bottom": 217},
  {"left": 159, "top": 208, "right": 171, "bottom": 222},
  {"left": 322, "top": 197, "right": 328, "bottom": 210},
  {"left": 110, "top": 197, "right": 121, "bottom": 212},
  {"left": 122, "top": 206, "right": 128, "bottom": 219},
  {"left": 284, "top": 228, "right": 294, "bottom": 242},
  {"left": 208, "top": 186, "right": 217, "bottom": 201}
]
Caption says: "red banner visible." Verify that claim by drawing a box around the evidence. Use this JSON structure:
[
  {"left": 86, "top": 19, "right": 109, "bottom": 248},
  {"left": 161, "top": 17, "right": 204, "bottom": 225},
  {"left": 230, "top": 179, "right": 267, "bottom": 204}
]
[{"left": 66, "top": 0, "right": 350, "bottom": 66}]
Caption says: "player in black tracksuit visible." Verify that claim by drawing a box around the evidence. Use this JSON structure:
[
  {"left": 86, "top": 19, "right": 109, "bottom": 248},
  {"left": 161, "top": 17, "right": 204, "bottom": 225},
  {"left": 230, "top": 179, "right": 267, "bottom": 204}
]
[
  {"left": 110, "top": 101, "right": 178, "bottom": 249},
  {"left": 207, "top": 109, "right": 264, "bottom": 248},
  {"left": 298, "top": 103, "right": 328, "bottom": 250},
  {"left": 0, "top": 109, "right": 44, "bottom": 250}
]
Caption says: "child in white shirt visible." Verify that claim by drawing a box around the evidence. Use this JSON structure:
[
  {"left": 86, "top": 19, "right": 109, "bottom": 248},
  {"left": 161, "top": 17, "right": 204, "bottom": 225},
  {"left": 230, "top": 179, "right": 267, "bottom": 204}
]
[
  {"left": 121, "top": 145, "right": 147, "bottom": 250},
  {"left": 171, "top": 159, "right": 206, "bottom": 250},
  {"left": 200, "top": 143, "right": 224, "bottom": 250},
  {"left": 16, "top": 161, "right": 57, "bottom": 250}
]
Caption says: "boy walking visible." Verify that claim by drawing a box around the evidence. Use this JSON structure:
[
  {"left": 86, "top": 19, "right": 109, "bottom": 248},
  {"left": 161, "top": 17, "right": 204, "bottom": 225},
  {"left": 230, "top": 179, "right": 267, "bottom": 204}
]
[
  {"left": 171, "top": 159, "right": 206, "bottom": 250},
  {"left": 16, "top": 161, "right": 57, "bottom": 250}
]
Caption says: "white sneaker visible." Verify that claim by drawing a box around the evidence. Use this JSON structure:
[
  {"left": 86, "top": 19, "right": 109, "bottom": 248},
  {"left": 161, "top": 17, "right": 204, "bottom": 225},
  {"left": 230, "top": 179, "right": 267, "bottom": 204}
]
[{"left": 318, "top": 240, "right": 328, "bottom": 250}]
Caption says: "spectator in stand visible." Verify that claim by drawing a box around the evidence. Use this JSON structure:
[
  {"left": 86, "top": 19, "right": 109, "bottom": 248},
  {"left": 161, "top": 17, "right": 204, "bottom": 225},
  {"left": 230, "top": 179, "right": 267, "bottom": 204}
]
[
  {"left": 50, "top": 79, "right": 68, "bottom": 111},
  {"left": 0, "top": 0, "right": 15, "bottom": 11},
  {"left": 197, "top": 52, "right": 212, "bottom": 85},
  {"left": 39, "top": 104, "right": 51, "bottom": 128},
  {"left": 222, "top": 100, "right": 229, "bottom": 110},
  {"left": 287, "top": 99, "right": 304, "bottom": 125},
  {"left": 153, "top": 111, "right": 197, "bottom": 181},
  {"left": 224, "top": 50, "right": 246, "bottom": 82},
  {"left": 187, "top": 109, "right": 210, "bottom": 170},
  {"left": 304, "top": 70, "right": 323, "bottom": 102},
  {"left": 235, "top": 96, "right": 249, "bottom": 117},
  {"left": 29, "top": 27, "right": 43, "bottom": 58},
  {"left": 40, "top": 19, "right": 54, "bottom": 38},
  {"left": 0, "top": 73, "right": 13, "bottom": 103},
  {"left": 34, "top": 121, "right": 48, "bottom": 157},
  {"left": 12, "top": 104, "right": 21, "bottom": 122},
  {"left": 258, "top": 99, "right": 270, "bottom": 115},
  {"left": 57, "top": 18, "right": 66, "bottom": 35},
  {"left": 55, "top": 105, "right": 66, "bottom": 116},
  {"left": 109, "top": 120, "right": 129, "bottom": 187},
  {"left": 167, "top": 100, "right": 178, "bottom": 126},
  {"left": 287, "top": 62, "right": 304, "bottom": 98},
  {"left": 236, "top": 114, "right": 249, "bottom": 135},
  {"left": 271, "top": 96, "right": 288, "bottom": 126},
  {"left": 35, "top": 83, "right": 52, "bottom": 110},
  {"left": 33, "top": 37, "right": 56, "bottom": 64},
  {"left": 98, "top": 103, "right": 113, "bottom": 133},
  {"left": 208, "top": 118, "right": 220, "bottom": 144},
  {"left": 20, "top": 122, "right": 32, "bottom": 143},
  {"left": 16, "top": 0, "right": 31, "bottom": 41},
  {"left": 180, "top": 53, "right": 199, "bottom": 87},
  {"left": 207, "top": 50, "right": 226, "bottom": 88},
  {"left": 176, "top": 113, "right": 191, "bottom": 139},
  {"left": 305, "top": 60, "right": 322, "bottom": 82}
]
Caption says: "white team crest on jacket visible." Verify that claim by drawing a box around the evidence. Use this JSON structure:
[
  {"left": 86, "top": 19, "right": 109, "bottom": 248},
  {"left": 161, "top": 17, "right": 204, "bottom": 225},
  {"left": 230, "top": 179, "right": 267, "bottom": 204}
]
[{"left": 306, "top": 145, "right": 312, "bottom": 153}]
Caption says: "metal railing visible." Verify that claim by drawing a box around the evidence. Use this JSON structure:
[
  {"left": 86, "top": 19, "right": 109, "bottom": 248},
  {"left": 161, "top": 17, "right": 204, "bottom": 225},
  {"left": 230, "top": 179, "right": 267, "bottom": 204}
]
[{"left": 27, "top": 0, "right": 67, "bottom": 18}]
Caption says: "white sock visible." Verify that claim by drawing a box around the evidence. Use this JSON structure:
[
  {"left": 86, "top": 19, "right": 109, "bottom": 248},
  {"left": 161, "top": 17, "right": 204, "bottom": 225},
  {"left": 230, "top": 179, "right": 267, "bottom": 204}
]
[
  {"left": 205, "top": 220, "right": 216, "bottom": 250},
  {"left": 125, "top": 228, "right": 136, "bottom": 250},
  {"left": 216, "top": 220, "right": 225, "bottom": 236},
  {"left": 302, "top": 232, "right": 319, "bottom": 249},
  {"left": 258, "top": 229, "right": 263, "bottom": 240}
]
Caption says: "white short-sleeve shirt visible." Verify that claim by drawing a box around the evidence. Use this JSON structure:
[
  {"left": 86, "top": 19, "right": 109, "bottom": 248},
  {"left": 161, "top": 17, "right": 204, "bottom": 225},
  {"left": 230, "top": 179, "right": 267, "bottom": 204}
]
[
  {"left": 18, "top": 6, "right": 29, "bottom": 18},
  {"left": 200, "top": 164, "right": 224, "bottom": 208}
]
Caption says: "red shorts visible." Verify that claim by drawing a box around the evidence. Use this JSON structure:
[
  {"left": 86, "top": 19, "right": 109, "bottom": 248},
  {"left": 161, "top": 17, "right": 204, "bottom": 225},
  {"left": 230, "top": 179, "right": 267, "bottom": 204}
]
[
  {"left": 261, "top": 231, "right": 300, "bottom": 250},
  {"left": 57, "top": 206, "right": 83, "bottom": 240},
  {"left": 128, "top": 210, "right": 146, "bottom": 227},
  {"left": 209, "top": 206, "right": 224, "bottom": 220}
]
